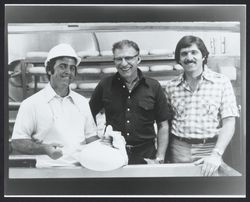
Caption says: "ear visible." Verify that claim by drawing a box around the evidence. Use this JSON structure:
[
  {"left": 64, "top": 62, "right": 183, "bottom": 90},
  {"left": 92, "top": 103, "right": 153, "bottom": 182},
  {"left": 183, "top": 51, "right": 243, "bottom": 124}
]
[{"left": 137, "top": 56, "right": 142, "bottom": 64}]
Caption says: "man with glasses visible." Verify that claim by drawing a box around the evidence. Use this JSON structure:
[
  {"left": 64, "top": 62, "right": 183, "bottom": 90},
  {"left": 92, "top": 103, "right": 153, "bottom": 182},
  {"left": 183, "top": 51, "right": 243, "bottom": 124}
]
[
  {"left": 11, "top": 44, "right": 99, "bottom": 167},
  {"left": 90, "top": 40, "right": 172, "bottom": 164}
]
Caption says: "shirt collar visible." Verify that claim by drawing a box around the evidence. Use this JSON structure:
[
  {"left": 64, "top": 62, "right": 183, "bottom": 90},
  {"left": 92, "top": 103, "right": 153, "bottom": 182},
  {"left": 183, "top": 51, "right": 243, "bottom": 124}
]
[
  {"left": 43, "top": 83, "right": 75, "bottom": 103},
  {"left": 113, "top": 68, "right": 148, "bottom": 87},
  {"left": 176, "top": 65, "right": 215, "bottom": 86}
]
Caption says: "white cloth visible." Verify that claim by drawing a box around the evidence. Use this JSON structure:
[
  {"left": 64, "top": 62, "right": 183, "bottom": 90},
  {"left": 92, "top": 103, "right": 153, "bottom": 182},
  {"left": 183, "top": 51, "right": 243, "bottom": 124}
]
[{"left": 12, "top": 83, "right": 98, "bottom": 167}]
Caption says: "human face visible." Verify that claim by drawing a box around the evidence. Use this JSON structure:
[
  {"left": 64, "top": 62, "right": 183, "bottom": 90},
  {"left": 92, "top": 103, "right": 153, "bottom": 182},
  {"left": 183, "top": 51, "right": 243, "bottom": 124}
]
[
  {"left": 179, "top": 43, "right": 204, "bottom": 76},
  {"left": 113, "top": 46, "right": 141, "bottom": 82},
  {"left": 49, "top": 57, "right": 76, "bottom": 89}
]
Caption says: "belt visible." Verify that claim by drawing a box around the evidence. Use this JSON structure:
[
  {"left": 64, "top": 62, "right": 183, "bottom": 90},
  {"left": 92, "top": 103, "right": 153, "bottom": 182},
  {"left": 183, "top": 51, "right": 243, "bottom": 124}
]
[
  {"left": 172, "top": 134, "right": 218, "bottom": 144},
  {"left": 126, "top": 139, "right": 155, "bottom": 149}
]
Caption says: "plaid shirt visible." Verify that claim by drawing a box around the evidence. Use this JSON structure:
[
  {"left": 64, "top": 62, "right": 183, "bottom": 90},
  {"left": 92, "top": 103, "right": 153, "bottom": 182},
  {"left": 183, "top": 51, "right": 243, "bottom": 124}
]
[{"left": 165, "top": 66, "right": 239, "bottom": 139}]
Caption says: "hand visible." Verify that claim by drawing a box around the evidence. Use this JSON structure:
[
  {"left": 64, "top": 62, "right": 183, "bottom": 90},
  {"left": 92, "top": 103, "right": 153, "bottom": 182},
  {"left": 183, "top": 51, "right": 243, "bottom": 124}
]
[
  {"left": 194, "top": 153, "right": 222, "bottom": 176},
  {"left": 101, "top": 125, "right": 126, "bottom": 149},
  {"left": 44, "top": 143, "right": 64, "bottom": 160},
  {"left": 144, "top": 158, "right": 164, "bottom": 164}
]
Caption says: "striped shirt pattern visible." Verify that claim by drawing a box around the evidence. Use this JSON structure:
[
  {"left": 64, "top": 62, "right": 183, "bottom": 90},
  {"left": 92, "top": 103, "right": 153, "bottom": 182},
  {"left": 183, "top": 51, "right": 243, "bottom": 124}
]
[{"left": 165, "top": 66, "right": 239, "bottom": 139}]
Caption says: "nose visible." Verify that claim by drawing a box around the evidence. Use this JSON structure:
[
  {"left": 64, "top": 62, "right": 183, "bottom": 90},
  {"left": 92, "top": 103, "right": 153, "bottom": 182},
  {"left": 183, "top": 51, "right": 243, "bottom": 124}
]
[
  {"left": 120, "top": 58, "right": 128, "bottom": 65},
  {"left": 64, "top": 66, "right": 72, "bottom": 74},
  {"left": 186, "top": 52, "right": 193, "bottom": 60}
]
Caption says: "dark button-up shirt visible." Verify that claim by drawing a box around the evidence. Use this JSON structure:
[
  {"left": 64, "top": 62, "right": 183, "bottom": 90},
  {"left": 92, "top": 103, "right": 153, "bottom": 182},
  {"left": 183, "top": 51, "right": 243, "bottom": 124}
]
[{"left": 89, "top": 69, "right": 172, "bottom": 145}]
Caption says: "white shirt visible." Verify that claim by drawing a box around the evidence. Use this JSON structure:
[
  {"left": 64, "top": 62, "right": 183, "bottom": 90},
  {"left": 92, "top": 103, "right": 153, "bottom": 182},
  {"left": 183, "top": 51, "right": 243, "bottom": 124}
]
[{"left": 12, "top": 83, "right": 98, "bottom": 167}]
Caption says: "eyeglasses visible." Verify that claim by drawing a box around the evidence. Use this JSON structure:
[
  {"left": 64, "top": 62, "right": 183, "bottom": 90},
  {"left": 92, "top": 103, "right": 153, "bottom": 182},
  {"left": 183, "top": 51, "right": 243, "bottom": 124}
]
[{"left": 113, "top": 53, "right": 139, "bottom": 63}]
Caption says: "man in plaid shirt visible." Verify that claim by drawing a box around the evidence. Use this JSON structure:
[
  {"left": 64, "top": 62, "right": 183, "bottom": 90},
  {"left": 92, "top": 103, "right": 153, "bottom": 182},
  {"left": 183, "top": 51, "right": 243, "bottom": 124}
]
[{"left": 165, "top": 35, "right": 239, "bottom": 176}]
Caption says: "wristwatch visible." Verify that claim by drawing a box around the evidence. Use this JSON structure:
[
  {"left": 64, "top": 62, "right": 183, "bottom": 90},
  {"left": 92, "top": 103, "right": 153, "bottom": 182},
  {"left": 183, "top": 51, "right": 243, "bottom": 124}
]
[
  {"left": 155, "top": 157, "right": 164, "bottom": 164},
  {"left": 213, "top": 148, "right": 223, "bottom": 157}
]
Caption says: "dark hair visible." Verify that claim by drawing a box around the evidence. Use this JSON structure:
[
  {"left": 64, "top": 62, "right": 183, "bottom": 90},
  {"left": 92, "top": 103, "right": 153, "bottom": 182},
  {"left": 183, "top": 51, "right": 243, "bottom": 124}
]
[
  {"left": 8, "top": 59, "right": 22, "bottom": 71},
  {"left": 45, "top": 56, "right": 77, "bottom": 80},
  {"left": 175, "top": 35, "right": 209, "bottom": 66},
  {"left": 112, "top": 40, "right": 140, "bottom": 54}
]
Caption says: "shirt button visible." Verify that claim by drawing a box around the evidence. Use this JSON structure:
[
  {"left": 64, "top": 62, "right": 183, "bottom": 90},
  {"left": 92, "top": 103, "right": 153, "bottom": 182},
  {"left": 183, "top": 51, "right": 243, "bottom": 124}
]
[
  {"left": 123, "top": 85, "right": 126, "bottom": 88},
  {"left": 127, "top": 108, "right": 130, "bottom": 111},
  {"left": 127, "top": 120, "right": 130, "bottom": 123},
  {"left": 128, "top": 96, "right": 131, "bottom": 99},
  {"left": 129, "top": 90, "right": 131, "bottom": 93},
  {"left": 127, "top": 133, "right": 130, "bottom": 136}
]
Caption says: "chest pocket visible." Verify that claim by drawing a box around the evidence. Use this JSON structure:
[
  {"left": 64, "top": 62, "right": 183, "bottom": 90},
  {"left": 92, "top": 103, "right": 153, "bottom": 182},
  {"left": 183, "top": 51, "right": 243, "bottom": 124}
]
[
  {"left": 171, "top": 99, "right": 186, "bottom": 119},
  {"left": 202, "top": 100, "right": 219, "bottom": 117},
  {"left": 137, "top": 100, "right": 155, "bottom": 121}
]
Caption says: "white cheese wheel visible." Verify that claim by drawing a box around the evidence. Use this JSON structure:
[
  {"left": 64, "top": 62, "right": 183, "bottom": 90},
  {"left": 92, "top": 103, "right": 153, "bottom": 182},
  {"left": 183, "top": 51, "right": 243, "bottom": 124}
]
[
  {"left": 100, "top": 50, "right": 113, "bottom": 56},
  {"left": 150, "top": 65, "right": 173, "bottom": 71},
  {"left": 78, "top": 83, "right": 98, "bottom": 90},
  {"left": 26, "top": 51, "right": 48, "bottom": 58},
  {"left": 138, "top": 66, "right": 149, "bottom": 72},
  {"left": 28, "top": 82, "right": 47, "bottom": 89},
  {"left": 77, "top": 68, "right": 101, "bottom": 74},
  {"left": 174, "top": 64, "right": 184, "bottom": 70},
  {"left": 78, "top": 140, "right": 126, "bottom": 171},
  {"left": 69, "top": 82, "right": 77, "bottom": 89},
  {"left": 149, "top": 49, "right": 173, "bottom": 55},
  {"left": 140, "top": 50, "right": 149, "bottom": 56},
  {"left": 102, "top": 67, "right": 117, "bottom": 74},
  {"left": 27, "top": 66, "right": 46, "bottom": 74},
  {"left": 77, "top": 50, "right": 99, "bottom": 57}
]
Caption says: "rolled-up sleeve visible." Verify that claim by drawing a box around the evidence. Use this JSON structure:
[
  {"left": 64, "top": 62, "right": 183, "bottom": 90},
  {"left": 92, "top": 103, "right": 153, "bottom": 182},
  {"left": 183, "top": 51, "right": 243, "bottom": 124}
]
[
  {"left": 220, "top": 78, "right": 239, "bottom": 119},
  {"left": 84, "top": 104, "right": 98, "bottom": 139},
  {"left": 11, "top": 100, "right": 35, "bottom": 140},
  {"left": 155, "top": 83, "right": 173, "bottom": 123}
]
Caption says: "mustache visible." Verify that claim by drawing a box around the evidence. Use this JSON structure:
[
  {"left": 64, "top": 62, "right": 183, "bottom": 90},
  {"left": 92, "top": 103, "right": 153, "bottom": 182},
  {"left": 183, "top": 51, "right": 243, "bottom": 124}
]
[{"left": 184, "top": 60, "right": 196, "bottom": 64}]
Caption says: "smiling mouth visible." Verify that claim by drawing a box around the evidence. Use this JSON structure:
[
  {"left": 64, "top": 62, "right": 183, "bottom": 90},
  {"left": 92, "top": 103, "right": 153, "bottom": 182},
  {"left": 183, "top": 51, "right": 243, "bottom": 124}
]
[{"left": 120, "top": 66, "right": 131, "bottom": 72}]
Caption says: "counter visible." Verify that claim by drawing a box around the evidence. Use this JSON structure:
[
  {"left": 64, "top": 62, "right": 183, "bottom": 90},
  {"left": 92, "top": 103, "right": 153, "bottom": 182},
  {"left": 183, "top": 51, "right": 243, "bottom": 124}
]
[{"left": 8, "top": 155, "right": 241, "bottom": 179}]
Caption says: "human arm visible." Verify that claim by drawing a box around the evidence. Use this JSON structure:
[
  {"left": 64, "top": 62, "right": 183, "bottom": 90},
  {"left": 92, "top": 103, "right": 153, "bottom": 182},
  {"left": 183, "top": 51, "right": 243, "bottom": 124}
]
[
  {"left": 156, "top": 120, "right": 169, "bottom": 163},
  {"left": 89, "top": 81, "right": 104, "bottom": 123},
  {"left": 194, "top": 116, "right": 236, "bottom": 176},
  {"left": 11, "top": 139, "right": 64, "bottom": 160}
]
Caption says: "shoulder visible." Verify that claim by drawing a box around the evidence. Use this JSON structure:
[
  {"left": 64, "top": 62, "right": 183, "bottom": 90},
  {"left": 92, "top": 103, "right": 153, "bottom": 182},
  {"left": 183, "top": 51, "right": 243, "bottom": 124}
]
[
  {"left": 144, "top": 76, "right": 161, "bottom": 87},
  {"left": 71, "top": 90, "right": 89, "bottom": 104},
  {"left": 206, "top": 68, "right": 231, "bottom": 84},
  {"left": 98, "top": 75, "right": 114, "bottom": 86},
  {"left": 21, "top": 88, "right": 45, "bottom": 107}
]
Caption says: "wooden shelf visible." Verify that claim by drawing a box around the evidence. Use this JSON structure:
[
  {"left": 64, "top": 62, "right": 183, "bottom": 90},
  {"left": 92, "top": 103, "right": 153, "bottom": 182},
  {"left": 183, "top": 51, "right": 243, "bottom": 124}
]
[{"left": 24, "top": 54, "right": 175, "bottom": 64}]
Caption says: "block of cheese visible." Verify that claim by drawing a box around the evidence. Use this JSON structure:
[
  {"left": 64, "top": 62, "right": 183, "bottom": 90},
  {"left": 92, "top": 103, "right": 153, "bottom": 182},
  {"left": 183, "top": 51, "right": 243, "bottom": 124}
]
[
  {"left": 69, "top": 82, "right": 77, "bottom": 89},
  {"left": 26, "top": 51, "right": 48, "bottom": 58},
  {"left": 138, "top": 66, "right": 149, "bottom": 72},
  {"left": 174, "top": 64, "right": 184, "bottom": 70},
  {"left": 150, "top": 65, "right": 173, "bottom": 71},
  {"left": 27, "top": 66, "right": 46, "bottom": 74},
  {"left": 77, "top": 50, "right": 99, "bottom": 57},
  {"left": 102, "top": 67, "right": 117, "bottom": 74},
  {"left": 77, "top": 68, "right": 101, "bottom": 74},
  {"left": 28, "top": 82, "right": 47, "bottom": 89},
  {"left": 140, "top": 49, "right": 149, "bottom": 56},
  {"left": 78, "top": 82, "right": 98, "bottom": 90},
  {"left": 100, "top": 50, "right": 113, "bottom": 56},
  {"left": 149, "top": 49, "right": 173, "bottom": 55}
]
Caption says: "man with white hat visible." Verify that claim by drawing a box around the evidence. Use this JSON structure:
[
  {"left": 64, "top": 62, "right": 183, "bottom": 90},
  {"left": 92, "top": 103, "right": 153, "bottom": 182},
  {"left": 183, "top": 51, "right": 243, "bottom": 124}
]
[{"left": 11, "top": 44, "right": 100, "bottom": 167}]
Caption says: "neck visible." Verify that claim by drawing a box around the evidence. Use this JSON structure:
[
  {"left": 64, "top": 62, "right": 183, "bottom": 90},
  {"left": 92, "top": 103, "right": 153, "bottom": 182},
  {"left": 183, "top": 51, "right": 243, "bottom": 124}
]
[
  {"left": 185, "top": 68, "right": 203, "bottom": 82},
  {"left": 124, "top": 70, "right": 138, "bottom": 84},
  {"left": 50, "top": 81, "right": 69, "bottom": 97}
]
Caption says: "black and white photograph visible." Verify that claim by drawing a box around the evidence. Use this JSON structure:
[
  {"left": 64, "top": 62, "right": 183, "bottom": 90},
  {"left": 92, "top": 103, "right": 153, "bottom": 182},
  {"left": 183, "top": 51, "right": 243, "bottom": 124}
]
[{"left": 4, "top": 4, "right": 246, "bottom": 197}]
